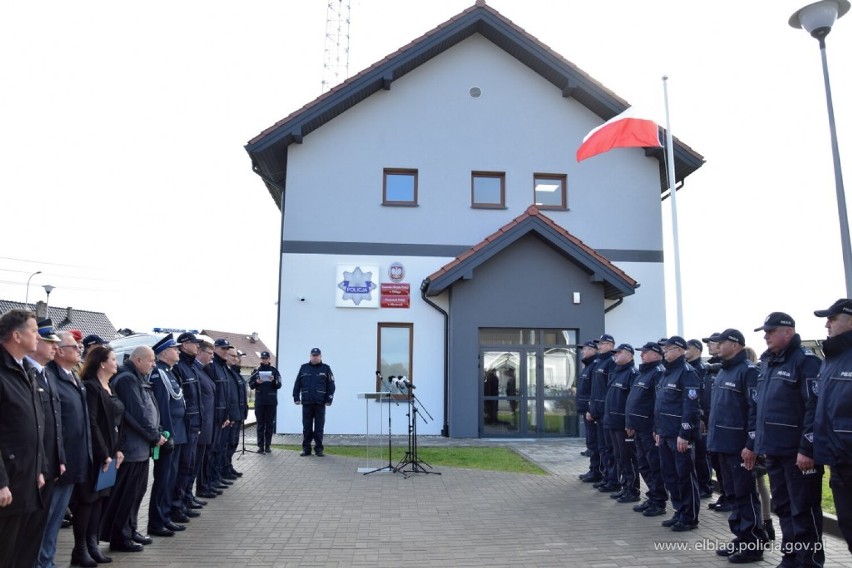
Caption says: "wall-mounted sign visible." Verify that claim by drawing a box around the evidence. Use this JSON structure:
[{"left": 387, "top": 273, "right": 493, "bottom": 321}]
[
  {"left": 388, "top": 262, "right": 405, "bottom": 282},
  {"left": 381, "top": 282, "right": 411, "bottom": 308},
  {"left": 336, "top": 265, "right": 379, "bottom": 308}
]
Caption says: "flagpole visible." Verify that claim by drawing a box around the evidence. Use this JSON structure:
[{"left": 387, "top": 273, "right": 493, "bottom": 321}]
[{"left": 663, "top": 75, "right": 684, "bottom": 336}]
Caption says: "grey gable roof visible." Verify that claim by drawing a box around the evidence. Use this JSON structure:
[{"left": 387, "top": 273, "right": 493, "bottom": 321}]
[
  {"left": 0, "top": 300, "right": 117, "bottom": 340},
  {"left": 245, "top": 1, "right": 704, "bottom": 207},
  {"left": 422, "top": 206, "right": 639, "bottom": 301}
]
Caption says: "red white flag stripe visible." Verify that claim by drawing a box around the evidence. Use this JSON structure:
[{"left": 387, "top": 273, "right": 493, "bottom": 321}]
[{"left": 576, "top": 108, "right": 662, "bottom": 162}]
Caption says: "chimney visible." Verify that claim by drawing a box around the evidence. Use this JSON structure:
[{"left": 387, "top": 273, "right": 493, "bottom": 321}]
[
  {"left": 66, "top": 306, "right": 74, "bottom": 323},
  {"left": 35, "top": 301, "right": 47, "bottom": 320},
  {"left": 250, "top": 332, "right": 259, "bottom": 343}
]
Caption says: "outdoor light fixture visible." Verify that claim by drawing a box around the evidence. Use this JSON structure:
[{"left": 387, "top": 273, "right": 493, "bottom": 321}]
[
  {"left": 43, "top": 284, "right": 55, "bottom": 313},
  {"left": 25, "top": 270, "right": 42, "bottom": 309},
  {"left": 789, "top": 0, "right": 850, "bottom": 294}
]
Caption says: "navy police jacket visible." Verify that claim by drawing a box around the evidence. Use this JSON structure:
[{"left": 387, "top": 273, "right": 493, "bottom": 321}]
[
  {"left": 175, "top": 350, "right": 203, "bottom": 432},
  {"left": 150, "top": 361, "right": 187, "bottom": 445},
  {"left": 626, "top": 361, "right": 664, "bottom": 432},
  {"left": 293, "top": 362, "right": 335, "bottom": 405},
  {"left": 575, "top": 355, "right": 597, "bottom": 416},
  {"left": 589, "top": 351, "right": 614, "bottom": 420},
  {"left": 603, "top": 362, "right": 637, "bottom": 430},
  {"left": 654, "top": 355, "right": 700, "bottom": 439},
  {"left": 754, "top": 334, "right": 820, "bottom": 457},
  {"left": 689, "top": 357, "right": 710, "bottom": 424},
  {"left": 707, "top": 350, "right": 758, "bottom": 454},
  {"left": 193, "top": 360, "right": 216, "bottom": 446},
  {"left": 249, "top": 363, "right": 282, "bottom": 406},
  {"left": 206, "top": 354, "right": 237, "bottom": 422},
  {"left": 812, "top": 329, "right": 852, "bottom": 466}
]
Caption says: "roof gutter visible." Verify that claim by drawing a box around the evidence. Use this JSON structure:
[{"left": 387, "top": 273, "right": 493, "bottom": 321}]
[
  {"left": 420, "top": 279, "right": 450, "bottom": 437},
  {"left": 604, "top": 297, "right": 624, "bottom": 314}
]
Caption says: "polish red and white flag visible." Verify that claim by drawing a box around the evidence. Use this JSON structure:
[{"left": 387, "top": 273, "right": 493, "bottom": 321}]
[{"left": 576, "top": 108, "right": 662, "bottom": 162}]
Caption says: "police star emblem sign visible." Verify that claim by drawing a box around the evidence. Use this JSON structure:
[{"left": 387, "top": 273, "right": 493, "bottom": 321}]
[{"left": 336, "top": 265, "right": 379, "bottom": 308}]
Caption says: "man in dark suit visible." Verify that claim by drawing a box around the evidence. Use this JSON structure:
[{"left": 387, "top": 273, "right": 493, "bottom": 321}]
[{"left": 0, "top": 309, "right": 47, "bottom": 568}]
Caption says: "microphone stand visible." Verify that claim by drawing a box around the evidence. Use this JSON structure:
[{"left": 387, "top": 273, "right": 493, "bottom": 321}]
[
  {"left": 364, "top": 373, "right": 405, "bottom": 477},
  {"left": 395, "top": 382, "right": 440, "bottom": 475}
]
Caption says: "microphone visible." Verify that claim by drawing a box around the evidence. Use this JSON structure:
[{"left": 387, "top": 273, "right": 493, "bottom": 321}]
[{"left": 393, "top": 376, "right": 415, "bottom": 389}]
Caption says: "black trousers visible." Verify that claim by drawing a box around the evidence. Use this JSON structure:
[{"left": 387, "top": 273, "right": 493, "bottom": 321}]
[
  {"left": 255, "top": 405, "right": 277, "bottom": 449},
  {"left": 694, "top": 433, "right": 713, "bottom": 494},
  {"left": 634, "top": 429, "right": 667, "bottom": 506},
  {"left": 100, "top": 459, "right": 149, "bottom": 544},
  {"left": 177, "top": 431, "right": 199, "bottom": 507},
  {"left": 830, "top": 462, "right": 852, "bottom": 555},
  {"left": 659, "top": 435, "right": 699, "bottom": 525},
  {"left": 609, "top": 428, "right": 639, "bottom": 494},
  {"left": 301, "top": 404, "right": 327, "bottom": 453},
  {"left": 584, "top": 416, "right": 601, "bottom": 476},
  {"left": 148, "top": 444, "right": 182, "bottom": 530},
  {"left": 595, "top": 420, "right": 617, "bottom": 485},
  {"left": 719, "top": 452, "right": 762, "bottom": 544},
  {"left": 765, "top": 454, "right": 824, "bottom": 567}
]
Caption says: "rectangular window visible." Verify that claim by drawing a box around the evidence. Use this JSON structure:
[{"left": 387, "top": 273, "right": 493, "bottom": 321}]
[
  {"left": 471, "top": 171, "right": 505, "bottom": 208},
  {"left": 533, "top": 173, "right": 567, "bottom": 210},
  {"left": 376, "top": 323, "right": 413, "bottom": 394},
  {"left": 383, "top": 168, "right": 418, "bottom": 206}
]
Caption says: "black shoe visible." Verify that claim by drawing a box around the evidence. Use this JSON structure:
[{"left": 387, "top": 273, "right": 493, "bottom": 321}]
[
  {"left": 147, "top": 527, "right": 175, "bottom": 537},
  {"left": 300, "top": 451, "right": 310, "bottom": 457},
  {"left": 714, "top": 502, "right": 734, "bottom": 512},
  {"left": 315, "top": 451, "right": 324, "bottom": 457},
  {"left": 670, "top": 521, "right": 697, "bottom": 532},
  {"left": 221, "top": 473, "right": 237, "bottom": 481},
  {"left": 164, "top": 522, "right": 186, "bottom": 532},
  {"left": 763, "top": 519, "right": 775, "bottom": 541},
  {"left": 219, "top": 478, "right": 234, "bottom": 485},
  {"left": 580, "top": 450, "right": 590, "bottom": 457},
  {"left": 633, "top": 500, "right": 650, "bottom": 512},
  {"left": 661, "top": 515, "right": 680, "bottom": 527},
  {"left": 597, "top": 483, "right": 620, "bottom": 493},
  {"left": 257, "top": 448, "right": 265, "bottom": 454},
  {"left": 617, "top": 493, "right": 640, "bottom": 504},
  {"left": 229, "top": 468, "right": 243, "bottom": 477},
  {"left": 716, "top": 540, "right": 740, "bottom": 557},
  {"left": 191, "top": 495, "right": 208, "bottom": 506},
  {"left": 699, "top": 491, "right": 713, "bottom": 499},
  {"left": 212, "top": 488, "right": 224, "bottom": 495},
  {"left": 186, "top": 501, "right": 204, "bottom": 510},
  {"left": 265, "top": 447, "right": 271, "bottom": 453},
  {"left": 592, "top": 480, "right": 607, "bottom": 488},
  {"left": 171, "top": 512, "right": 191, "bottom": 523},
  {"left": 642, "top": 504, "right": 667, "bottom": 517},
  {"left": 109, "top": 540, "right": 144, "bottom": 553},
  {"left": 728, "top": 550, "right": 763, "bottom": 564},
  {"left": 181, "top": 509, "right": 201, "bottom": 518},
  {"left": 609, "top": 489, "right": 626, "bottom": 499},
  {"left": 579, "top": 473, "right": 602, "bottom": 483},
  {"left": 196, "top": 490, "right": 218, "bottom": 499},
  {"left": 131, "top": 531, "right": 152, "bottom": 545}
]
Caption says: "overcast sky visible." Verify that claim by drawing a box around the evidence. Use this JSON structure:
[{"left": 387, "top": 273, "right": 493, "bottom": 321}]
[{"left": 1, "top": 0, "right": 850, "bottom": 354}]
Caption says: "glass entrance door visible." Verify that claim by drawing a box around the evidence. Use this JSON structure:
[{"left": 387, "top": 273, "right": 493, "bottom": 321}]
[{"left": 480, "top": 329, "right": 578, "bottom": 437}]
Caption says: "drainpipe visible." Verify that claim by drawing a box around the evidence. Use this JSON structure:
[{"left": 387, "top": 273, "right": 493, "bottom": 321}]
[
  {"left": 604, "top": 297, "right": 623, "bottom": 314},
  {"left": 420, "top": 278, "right": 449, "bottom": 437}
]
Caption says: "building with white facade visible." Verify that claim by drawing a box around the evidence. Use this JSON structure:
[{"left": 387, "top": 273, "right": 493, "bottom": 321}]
[{"left": 245, "top": 2, "right": 704, "bottom": 438}]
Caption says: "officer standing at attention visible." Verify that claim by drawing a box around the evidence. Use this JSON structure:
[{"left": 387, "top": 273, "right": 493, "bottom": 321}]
[
  {"left": 626, "top": 341, "right": 668, "bottom": 518},
  {"left": 249, "top": 351, "right": 281, "bottom": 454},
  {"left": 754, "top": 312, "right": 824, "bottom": 568},
  {"left": 604, "top": 344, "right": 639, "bottom": 503},
  {"left": 293, "top": 348, "right": 335, "bottom": 457},
  {"left": 707, "top": 329, "right": 764, "bottom": 563},
  {"left": 811, "top": 299, "right": 852, "bottom": 554},
  {"left": 173, "top": 333, "right": 204, "bottom": 519},
  {"left": 589, "top": 334, "right": 618, "bottom": 492},
  {"left": 577, "top": 340, "right": 601, "bottom": 482},
  {"left": 656, "top": 336, "right": 701, "bottom": 533},
  {"left": 686, "top": 339, "right": 714, "bottom": 500}
]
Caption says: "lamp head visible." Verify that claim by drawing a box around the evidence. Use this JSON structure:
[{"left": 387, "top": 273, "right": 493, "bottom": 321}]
[
  {"left": 790, "top": 0, "right": 850, "bottom": 40},
  {"left": 43, "top": 284, "right": 55, "bottom": 295}
]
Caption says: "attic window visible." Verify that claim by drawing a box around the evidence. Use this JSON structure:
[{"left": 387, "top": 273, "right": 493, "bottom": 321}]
[
  {"left": 383, "top": 168, "right": 418, "bottom": 206},
  {"left": 533, "top": 173, "right": 567, "bottom": 210}
]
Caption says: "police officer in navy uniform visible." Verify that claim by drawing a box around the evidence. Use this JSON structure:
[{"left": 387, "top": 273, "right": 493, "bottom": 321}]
[
  {"left": 293, "top": 348, "right": 335, "bottom": 456},
  {"left": 249, "top": 351, "right": 281, "bottom": 454},
  {"left": 588, "top": 334, "right": 619, "bottom": 492},
  {"left": 205, "top": 339, "right": 234, "bottom": 491},
  {"left": 577, "top": 340, "right": 601, "bottom": 482},
  {"left": 754, "top": 312, "right": 824, "bottom": 567},
  {"left": 655, "top": 335, "right": 701, "bottom": 532},
  {"left": 686, "top": 339, "right": 714, "bottom": 500},
  {"left": 223, "top": 347, "right": 246, "bottom": 479},
  {"left": 605, "top": 344, "right": 639, "bottom": 503},
  {"left": 146, "top": 334, "right": 188, "bottom": 537},
  {"left": 811, "top": 298, "right": 852, "bottom": 554},
  {"left": 706, "top": 329, "right": 765, "bottom": 562},
  {"left": 703, "top": 332, "right": 735, "bottom": 513},
  {"left": 173, "top": 333, "right": 204, "bottom": 517},
  {"left": 627, "top": 341, "right": 668, "bottom": 517}
]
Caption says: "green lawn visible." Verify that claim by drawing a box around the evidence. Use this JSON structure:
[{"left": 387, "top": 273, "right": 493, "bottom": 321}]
[
  {"left": 273, "top": 444, "right": 547, "bottom": 475},
  {"left": 822, "top": 468, "right": 836, "bottom": 515}
]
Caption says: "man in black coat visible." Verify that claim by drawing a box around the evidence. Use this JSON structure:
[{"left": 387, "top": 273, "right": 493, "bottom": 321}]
[
  {"left": 193, "top": 342, "right": 217, "bottom": 501},
  {"left": 249, "top": 351, "right": 281, "bottom": 454},
  {"left": 0, "top": 309, "right": 47, "bottom": 568},
  {"left": 173, "top": 333, "right": 204, "bottom": 515},
  {"left": 293, "top": 347, "right": 335, "bottom": 457}
]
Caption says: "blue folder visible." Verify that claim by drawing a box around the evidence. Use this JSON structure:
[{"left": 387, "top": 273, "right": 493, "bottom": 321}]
[{"left": 95, "top": 458, "right": 117, "bottom": 491}]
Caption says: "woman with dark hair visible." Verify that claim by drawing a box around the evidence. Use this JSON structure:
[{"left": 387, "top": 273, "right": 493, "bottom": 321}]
[{"left": 73, "top": 345, "right": 125, "bottom": 566}]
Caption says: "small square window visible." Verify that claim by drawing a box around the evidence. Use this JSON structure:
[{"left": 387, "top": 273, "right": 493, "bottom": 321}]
[
  {"left": 534, "top": 173, "right": 567, "bottom": 210},
  {"left": 383, "top": 169, "right": 418, "bottom": 206},
  {"left": 471, "top": 172, "right": 505, "bottom": 208}
]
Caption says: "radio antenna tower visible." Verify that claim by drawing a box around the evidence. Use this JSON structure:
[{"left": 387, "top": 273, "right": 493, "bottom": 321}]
[{"left": 321, "top": 0, "right": 351, "bottom": 93}]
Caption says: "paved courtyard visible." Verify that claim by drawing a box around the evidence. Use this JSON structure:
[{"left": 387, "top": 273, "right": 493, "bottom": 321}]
[{"left": 54, "top": 434, "right": 852, "bottom": 567}]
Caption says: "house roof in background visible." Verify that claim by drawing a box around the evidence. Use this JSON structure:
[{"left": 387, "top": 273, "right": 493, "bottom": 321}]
[
  {"left": 202, "top": 329, "right": 276, "bottom": 368},
  {"left": 246, "top": 1, "right": 704, "bottom": 207},
  {"left": 0, "top": 300, "right": 117, "bottom": 339}
]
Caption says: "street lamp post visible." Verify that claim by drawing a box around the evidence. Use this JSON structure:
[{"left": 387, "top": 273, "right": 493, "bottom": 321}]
[
  {"left": 43, "top": 284, "right": 55, "bottom": 315},
  {"left": 790, "top": 0, "right": 851, "bottom": 296},
  {"left": 25, "top": 270, "right": 42, "bottom": 309}
]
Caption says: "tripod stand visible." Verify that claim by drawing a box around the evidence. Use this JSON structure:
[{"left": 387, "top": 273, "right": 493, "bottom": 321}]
[
  {"left": 395, "top": 382, "right": 440, "bottom": 475},
  {"left": 364, "top": 373, "right": 406, "bottom": 477},
  {"left": 237, "top": 416, "right": 259, "bottom": 458}
]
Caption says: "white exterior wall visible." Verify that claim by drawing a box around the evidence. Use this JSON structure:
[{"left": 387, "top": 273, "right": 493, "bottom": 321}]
[
  {"left": 603, "top": 262, "right": 668, "bottom": 346},
  {"left": 275, "top": 254, "right": 449, "bottom": 436}
]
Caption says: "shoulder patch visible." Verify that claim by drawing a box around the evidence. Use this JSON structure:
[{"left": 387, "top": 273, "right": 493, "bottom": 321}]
[
  {"left": 687, "top": 388, "right": 698, "bottom": 400},
  {"left": 681, "top": 422, "right": 692, "bottom": 430}
]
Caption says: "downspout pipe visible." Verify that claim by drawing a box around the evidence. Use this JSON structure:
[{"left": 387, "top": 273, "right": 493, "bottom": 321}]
[
  {"left": 420, "top": 278, "right": 450, "bottom": 437},
  {"left": 604, "top": 297, "right": 623, "bottom": 314}
]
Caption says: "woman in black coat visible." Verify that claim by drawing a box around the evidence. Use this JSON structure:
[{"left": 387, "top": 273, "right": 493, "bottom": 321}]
[{"left": 74, "top": 345, "right": 124, "bottom": 566}]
